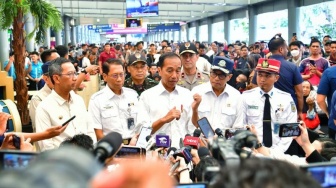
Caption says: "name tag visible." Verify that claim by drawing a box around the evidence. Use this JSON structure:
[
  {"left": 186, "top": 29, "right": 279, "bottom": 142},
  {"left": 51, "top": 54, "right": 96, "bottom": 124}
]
[
  {"left": 248, "top": 105, "right": 258, "bottom": 110},
  {"left": 104, "top": 106, "right": 113, "bottom": 109}
]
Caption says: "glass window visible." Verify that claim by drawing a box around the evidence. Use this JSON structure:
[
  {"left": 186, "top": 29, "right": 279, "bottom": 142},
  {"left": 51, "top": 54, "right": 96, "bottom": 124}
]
[
  {"left": 188, "top": 27, "right": 196, "bottom": 41},
  {"left": 174, "top": 30, "right": 179, "bottom": 42},
  {"left": 256, "top": 9, "right": 288, "bottom": 42},
  {"left": 181, "top": 25, "right": 187, "bottom": 42},
  {"left": 211, "top": 21, "right": 224, "bottom": 43},
  {"left": 229, "top": 18, "right": 249, "bottom": 44},
  {"left": 299, "top": 1, "right": 336, "bottom": 44},
  {"left": 199, "top": 25, "right": 208, "bottom": 43}
]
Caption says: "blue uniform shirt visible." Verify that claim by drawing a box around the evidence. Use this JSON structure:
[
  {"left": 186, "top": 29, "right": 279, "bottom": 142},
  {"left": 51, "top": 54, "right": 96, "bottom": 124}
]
[
  {"left": 3, "top": 60, "right": 16, "bottom": 80},
  {"left": 29, "top": 61, "right": 43, "bottom": 79},
  {"left": 252, "top": 54, "right": 303, "bottom": 106},
  {"left": 331, "top": 91, "right": 336, "bottom": 124}
]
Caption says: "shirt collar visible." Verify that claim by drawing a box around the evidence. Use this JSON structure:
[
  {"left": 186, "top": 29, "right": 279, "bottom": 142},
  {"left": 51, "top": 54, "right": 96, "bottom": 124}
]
[
  {"left": 104, "top": 86, "right": 124, "bottom": 100},
  {"left": 51, "top": 90, "right": 74, "bottom": 106},
  {"left": 207, "top": 82, "right": 231, "bottom": 97},
  {"left": 157, "top": 81, "right": 179, "bottom": 95},
  {"left": 258, "top": 87, "right": 275, "bottom": 98},
  {"left": 270, "top": 54, "right": 285, "bottom": 60}
]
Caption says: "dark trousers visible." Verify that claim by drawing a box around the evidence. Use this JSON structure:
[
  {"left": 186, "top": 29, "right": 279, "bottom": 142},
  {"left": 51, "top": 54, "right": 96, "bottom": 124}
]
[
  {"left": 329, "top": 128, "right": 336, "bottom": 140},
  {"left": 28, "top": 79, "right": 45, "bottom": 91}
]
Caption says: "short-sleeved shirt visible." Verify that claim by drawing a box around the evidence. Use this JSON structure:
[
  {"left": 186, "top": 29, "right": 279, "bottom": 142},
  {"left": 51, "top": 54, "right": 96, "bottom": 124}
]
[
  {"left": 252, "top": 55, "right": 303, "bottom": 106},
  {"left": 317, "top": 66, "right": 336, "bottom": 130},
  {"left": 99, "top": 51, "right": 116, "bottom": 64},
  {"left": 3, "top": 60, "right": 29, "bottom": 81},
  {"left": 299, "top": 58, "right": 329, "bottom": 86},
  {"left": 29, "top": 61, "right": 43, "bottom": 79},
  {"left": 331, "top": 91, "right": 336, "bottom": 123}
]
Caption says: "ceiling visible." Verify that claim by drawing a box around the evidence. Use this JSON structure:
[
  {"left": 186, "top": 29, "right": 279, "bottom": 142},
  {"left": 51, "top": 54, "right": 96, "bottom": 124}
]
[{"left": 48, "top": 0, "right": 271, "bottom": 25}]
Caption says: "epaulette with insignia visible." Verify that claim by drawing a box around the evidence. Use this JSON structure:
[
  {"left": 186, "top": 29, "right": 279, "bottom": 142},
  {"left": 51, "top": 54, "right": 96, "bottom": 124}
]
[{"left": 90, "top": 89, "right": 105, "bottom": 100}]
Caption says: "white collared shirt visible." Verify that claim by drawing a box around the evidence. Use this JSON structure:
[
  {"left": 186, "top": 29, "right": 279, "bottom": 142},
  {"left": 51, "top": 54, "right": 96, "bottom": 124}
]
[
  {"left": 29, "top": 84, "right": 52, "bottom": 132},
  {"left": 136, "top": 82, "right": 193, "bottom": 148},
  {"left": 241, "top": 87, "right": 297, "bottom": 152},
  {"left": 35, "top": 90, "right": 97, "bottom": 151},
  {"left": 88, "top": 86, "right": 139, "bottom": 139},
  {"left": 191, "top": 82, "right": 244, "bottom": 132}
]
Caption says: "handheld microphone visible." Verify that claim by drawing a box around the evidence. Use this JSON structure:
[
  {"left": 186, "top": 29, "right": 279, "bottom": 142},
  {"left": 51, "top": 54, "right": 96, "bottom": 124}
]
[
  {"left": 215, "top": 128, "right": 224, "bottom": 138},
  {"left": 198, "top": 147, "right": 211, "bottom": 159},
  {"left": 155, "top": 135, "right": 170, "bottom": 148},
  {"left": 183, "top": 136, "right": 200, "bottom": 149},
  {"left": 193, "top": 129, "right": 201, "bottom": 137},
  {"left": 169, "top": 147, "right": 192, "bottom": 175},
  {"left": 145, "top": 136, "right": 156, "bottom": 151},
  {"left": 93, "top": 132, "right": 122, "bottom": 164}
]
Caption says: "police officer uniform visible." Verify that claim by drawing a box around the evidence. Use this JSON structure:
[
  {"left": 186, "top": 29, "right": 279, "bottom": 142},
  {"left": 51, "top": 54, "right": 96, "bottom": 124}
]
[
  {"left": 177, "top": 42, "right": 209, "bottom": 90},
  {"left": 241, "top": 58, "right": 297, "bottom": 153},
  {"left": 124, "top": 53, "right": 159, "bottom": 95}
]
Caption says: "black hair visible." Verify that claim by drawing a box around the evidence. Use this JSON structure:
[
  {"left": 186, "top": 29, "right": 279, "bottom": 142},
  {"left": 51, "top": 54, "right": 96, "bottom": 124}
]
[
  {"left": 317, "top": 138, "right": 336, "bottom": 160},
  {"left": 82, "top": 50, "right": 88, "bottom": 56},
  {"left": 102, "top": 58, "right": 124, "bottom": 74},
  {"left": 289, "top": 41, "right": 302, "bottom": 49},
  {"left": 29, "top": 51, "right": 39, "bottom": 56},
  {"left": 302, "top": 80, "right": 314, "bottom": 91},
  {"left": 48, "top": 57, "right": 72, "bottom": 84},
  {"left": 323, "top": 35, "right": 331, "bottom": 39},
  {"left": 161, "top": 40, "right": 169, "bottom": 46},
  {"left": 55, "top": 45, "right": 69, "bottom": 58},
  {"left": 194, "top": 157, "right": 220, "bottom": 182},
  {"left": 9, "top": 51, "right": 15, "bottom": 57},
  {"left": 104, "top": 43, "right": 110, "bottom": 46},
  {"left": 310, "top": 39, "right": 321, "bottom": 47},
  {"left": 228, "top": 44, "right": 234, "bottom": 48},
  {"left": 157, "top": 52, "right": 180, "bottom": 68},
  {"left": 331, "top": 41, "right": 336, "bottom": 45},
  {"left": 60, "top": 134, "right": 94, "bottom": 151},
  {"left": 199, "top": 44, "right": 206, "bottom": 49},
  {"left": 40, "top": 49, "right": 58, "bottom": 63},
  {"left": 268, "top": 34, "right": 286, "bottom": 53},
  {"left": 241, "top": 45, "right": 248, "bottom": 50}
]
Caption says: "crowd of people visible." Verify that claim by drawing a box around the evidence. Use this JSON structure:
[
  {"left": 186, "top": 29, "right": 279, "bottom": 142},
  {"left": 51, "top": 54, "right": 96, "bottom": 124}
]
[{"left": 1, "top": 33, "right": 336, "bottom": 187}]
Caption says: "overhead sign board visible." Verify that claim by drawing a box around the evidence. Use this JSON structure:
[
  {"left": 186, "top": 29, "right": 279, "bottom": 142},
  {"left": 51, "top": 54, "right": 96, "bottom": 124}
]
[
  {"left": 147, "top": 23, "right": 180, "bottom": 33},
  {"left": 87, "top": 24, "right": 112, "bottom": 30}
]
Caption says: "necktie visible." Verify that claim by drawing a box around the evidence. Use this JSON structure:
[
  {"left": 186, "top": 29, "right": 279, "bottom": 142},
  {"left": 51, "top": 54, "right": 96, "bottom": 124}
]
[{"left": 263, "top": 93, "right": 272, "bottom": 147}]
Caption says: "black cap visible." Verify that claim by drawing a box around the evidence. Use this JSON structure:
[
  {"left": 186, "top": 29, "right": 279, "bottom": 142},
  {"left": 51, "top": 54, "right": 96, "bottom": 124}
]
[
  {"left": 128, "top": 53, "right": 147, "bottom": 66},
  {"left": 179, "top": 42, "right": 197, "bottom": 55}
]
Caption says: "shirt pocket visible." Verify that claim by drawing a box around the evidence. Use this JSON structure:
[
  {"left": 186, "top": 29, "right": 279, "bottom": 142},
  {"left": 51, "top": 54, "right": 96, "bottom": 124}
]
[
  {"left": 246, "top": 108, "right": 261, "bottom": 125},
  {"left": 220, "top": 107, "right": 236, "bottom": 128},
  {"left": 198, "top": 105, "right": 211, "bottom": 118},
  {"left": 101, "top": 109, "right": 118, "bottom": 125}
]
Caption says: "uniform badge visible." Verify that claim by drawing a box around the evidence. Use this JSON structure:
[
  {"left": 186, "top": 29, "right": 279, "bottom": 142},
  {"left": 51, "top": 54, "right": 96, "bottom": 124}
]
[
  {"left": 290, "top": 101, "right": 296, "bottom": 112},
  {"left": 261, "top": 60, "right": 269, "bottom": 68},
  {"left": 185, "top": 43, "right": 190, "bottom": 49},
  {"left": 104, "top": 105, "right": 113, "bottom": 109},
  {"left": 135, "top": 53, "right": 141, "bottom": 60},
  {"left": 58, "top": 115, "right": 63, "bottom": 120},
  {"left": 248, "top": 105, "right": 258, "bottom": 109},
  {"left": 218, "top": 60, "right": 226, "bottom": 67},
  {"left": 227, "top": 103, "right": 231, "bottom": 107}
]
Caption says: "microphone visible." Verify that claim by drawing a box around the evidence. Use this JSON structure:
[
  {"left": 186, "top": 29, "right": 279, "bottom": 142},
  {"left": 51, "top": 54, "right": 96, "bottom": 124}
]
[
  {"left": 145, "top": 136, "right": 156, "bottom": 151},
  {"left": 193, "top": 129, "right": 201, "bottom": 137},
  {"left": 198, "top": 147, "right": 211, "bottom": 159},
  {"left": 93, "top": 132, "right": 122, "bottom": 164},
  {"left": 183, "top": 136, "right": 200, "bottom": 149},
  {"left": 215, "top": 128, "right": 224, "bottom": 138},
  {"left": 155, "top": 135, "right": 170, "bottom": 148},
  {"left": 169, "top": 147, "right": 193, "bottom": 175}
]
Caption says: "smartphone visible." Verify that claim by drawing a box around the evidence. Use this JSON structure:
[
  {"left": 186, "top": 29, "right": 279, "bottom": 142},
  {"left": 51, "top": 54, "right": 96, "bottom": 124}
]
[
  {"left": 12, "top": 135, "right": 20, "bottom": 149},
  {"left": 175, "top": 183, "right": 207, "bottom": 188},
  {"left": 309, "top": 60, "right": 316, "bottom": 66},
  {"left": 293, "top": 33, "right": 297, "bottom": 37},
  {"left": 0, "top": 150, "right": 37, "bottom": 169},
  {"left": 136, "top": 127, "right": 152, "bottom": 148},
  {"left": 115, "top": 146, "right": 142, "bottom": 159},
  {"left": 62, "top": 115, "right": 76, "bottom": 126},
  {"left": 279, "top": 123, "right": 301, "bottom": 137},
  {"left": 197, "top": 117, "right": 215, "bottom": 138},
  {"left": 301, "top": 162, "right": 336, "bottom": 188}
]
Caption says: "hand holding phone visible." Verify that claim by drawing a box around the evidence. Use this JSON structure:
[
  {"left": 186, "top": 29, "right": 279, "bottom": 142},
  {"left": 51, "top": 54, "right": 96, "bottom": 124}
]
[
  {"left": 12, "top": 135, "right": 21, "bottom": 149},
  {"left": 197, "top": 117, "right": 215, "bottom": 138},
  {"left": 62, "top": 115, "right": 76, "bottom": 126},
  {"left": 309, "top": 60, "right": 316, "bottom": 67},
  {"left": 279, "top": 123, "right": 301, "bottom": 137}
]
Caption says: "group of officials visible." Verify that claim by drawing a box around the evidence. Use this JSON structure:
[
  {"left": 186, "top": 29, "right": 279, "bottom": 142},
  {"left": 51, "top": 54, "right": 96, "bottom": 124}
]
[{"left": 27, "top": 35, "right": 299, "bottom": 155}]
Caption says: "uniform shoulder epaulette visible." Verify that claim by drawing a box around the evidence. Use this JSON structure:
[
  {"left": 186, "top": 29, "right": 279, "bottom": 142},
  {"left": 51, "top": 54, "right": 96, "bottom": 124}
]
[
  {"left": 276, "top": 89, "right": 291, "bottom": 96},
  {"left": 90, "top": 89, "right": 105, "bottom": 100},
  {"left": 202, "top": 71, "right": 209, "bottom": 75},
  {"left": 242, "top": 87, "right": 257, "bottom": 94}
]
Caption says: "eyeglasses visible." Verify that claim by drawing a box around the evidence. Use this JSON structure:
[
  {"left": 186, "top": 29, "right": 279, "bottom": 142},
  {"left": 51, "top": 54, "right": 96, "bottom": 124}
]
[
  {"left": 60, "top": 72, "right": 79, "bottom": 78},
  {"left": 210, "top": 71, "right": 226, "bottom": 80},
  {"left": 107, "top": 73, "right": 125, "bottom": 79}
]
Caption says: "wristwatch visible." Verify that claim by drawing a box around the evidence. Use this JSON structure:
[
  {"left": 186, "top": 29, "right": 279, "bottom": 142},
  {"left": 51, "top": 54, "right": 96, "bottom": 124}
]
[
  {"left": 81, "top": 68, "right": 87, "bottom": 74},
  {"left": 255, "top": 142, "right": 263, "bottom": 149}
]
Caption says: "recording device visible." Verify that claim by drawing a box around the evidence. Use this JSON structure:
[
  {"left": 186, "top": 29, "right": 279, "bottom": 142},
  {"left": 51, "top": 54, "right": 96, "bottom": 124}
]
[
  {"left": 145, "top": 135, "right": 156, "bottom": 151},
  {"left": 136, "top": 127, "right": 152, "bottom": 148},
  {"left": 202, "top": 166, "right": 220, "bottom": 182},
  {"left": 175, "top": 183, "right": 207, "bottom": 188},
  {"left": 279, "top": 123, "right": 301, "bottom": 137},
  {"left": 215, "top": 128, "right": 224, "bottom": 138},
  {"left": 93, "top": 132, "right": 123, "bottom": 164},
  {"left": 309, "top": 60, "right": 316, "bottom": 66},
  {"left": 12, "top": 135, "right": 20, "bottom": 149},
  {"left": 198, "top": 147, "right": 211, "bottom": 159},
  {"left": 115, "top": 146, "right": 143, "bottom": 159},
  {"left": 0, "top": 150, "right": 37, "bottom": 169},
  {"left": 62, "top": 115, "right": 76, "bottom": 126},
  {"left": 169, "top": 147, "right": 192, "bottom": 175},
  {"left": 224, "top": 128, "right": 246, "bottom": 140},
  {"left": 197, "top": 117, "right": 215, "bottom": 138},
  {"left": 301, "top": 162, "right": 336, "bottom": 188},
  {"left": 155, "top": 134, "right": 170, "bottom": 148},
  {"left": 210, "top": 130, "right": 258, "bottom": 167},
  {"left": 183, "top": 136, "right": 200, "bottom": 149},
  {"left": 193, "top": 129, "right": 202, "bottom": 137}
]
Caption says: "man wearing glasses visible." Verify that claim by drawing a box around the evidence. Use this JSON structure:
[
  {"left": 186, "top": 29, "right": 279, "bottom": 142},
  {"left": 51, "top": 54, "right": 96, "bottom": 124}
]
[
  {"left": 191, "top": 56, "right": 243, "bottom": 131},
  {"left": 35, "top": 58, "right": 97, "bottom": 151},
  {"left": 177, "top": 42, "right": 209, "bottom": 90},
  {"left": 124, "top": 53, "right": 158, "bottom": 95},
  {"left": 89, "top": 59, "right": 139, "bottom": 141}
]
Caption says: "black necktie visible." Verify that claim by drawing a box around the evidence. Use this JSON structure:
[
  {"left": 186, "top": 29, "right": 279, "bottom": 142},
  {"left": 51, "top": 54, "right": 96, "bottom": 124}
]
[{"left": 263, "top": 94, "right": 272, "bottom": 147}]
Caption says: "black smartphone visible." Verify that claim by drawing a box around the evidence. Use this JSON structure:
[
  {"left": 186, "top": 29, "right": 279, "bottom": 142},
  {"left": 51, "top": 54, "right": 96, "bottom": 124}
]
[
  {"left": 309, "top": 60, "right": 316, "bottom": 66},
  {"left": 12, "top": 135, "right": 20, "bottom": 149},
  {"left": 301, "top": 162, "right": 336, "bottom": 187},
  {"left": 279, "top": 123, "right": 301, "bottom": 137},
  {"left": 197, "top": 117, "right": 215, "bottom": 138},
  {"left": 115, "top": 146, "right": 142, "bottom": 159},
  {"left": 62, "top": 115, "right": 76, "bottom": 126},
  {"left": 293, "top": 33, "right": 297, "bottom": 37},
  {"left": 0, "top": 150, "right": 37, "bottom": 169}
]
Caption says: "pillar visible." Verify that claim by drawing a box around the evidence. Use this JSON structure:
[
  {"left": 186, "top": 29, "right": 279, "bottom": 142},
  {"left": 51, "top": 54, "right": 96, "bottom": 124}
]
[
  {"left": 44, "top": 27, "right": 51, "bottom": 49},
  {"left": 0, "top": 29, "right": 9, "bottom": 67},
  {"left": 24, "top": 13, "right": 34, "bottom": 52},
  {"left": 248, "top": 6, "right": 257, "bottom": 44},
  {"left": 287, "top": 0, "right": 300, "bottom": 43},
  {"left": 224, "top": 14, "right": 230, "bottom": 43},
  {"left": 55, "top": 30, "right": 62, "bottom": 45},
  {"left": 207, "top": 17, "right": 212, "bottom": 43},
  {"left": 63, "top": 16, "right": 71, "bottom": 45}
]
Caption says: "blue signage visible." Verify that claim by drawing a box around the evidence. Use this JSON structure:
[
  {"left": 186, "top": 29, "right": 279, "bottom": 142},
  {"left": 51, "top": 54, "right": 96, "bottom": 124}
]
[
  {"left": 87, "top": 24, "right": 112, "bottom": 30},
  {"left": 94, "top": 28, "right": 114, "bottom": 33},
  {"left": 147, "top": 23, "right": 180, "bottom": 33}
]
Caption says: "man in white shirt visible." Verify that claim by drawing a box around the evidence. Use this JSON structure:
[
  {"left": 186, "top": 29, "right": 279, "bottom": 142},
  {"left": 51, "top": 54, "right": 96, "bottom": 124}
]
[
  {"left": 137, "top": 53, "right": 193, "bottom": 148},
  {"left": 35, "top": 57, "right": 96, "bottom": 151},
  {"left": 89, "top": 59, "right": 139, "bottom": 141},
  {"left": 191, "top": 56, "right": 243, "bottom": 132},
  {"left": 81, "top": 50, "right": 91, "bottom": 68}
]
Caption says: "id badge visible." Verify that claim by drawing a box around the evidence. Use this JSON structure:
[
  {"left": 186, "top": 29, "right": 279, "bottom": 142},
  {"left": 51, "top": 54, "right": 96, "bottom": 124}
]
[{"left": 127, "top": 117, "right": 135, "bottom": 130}]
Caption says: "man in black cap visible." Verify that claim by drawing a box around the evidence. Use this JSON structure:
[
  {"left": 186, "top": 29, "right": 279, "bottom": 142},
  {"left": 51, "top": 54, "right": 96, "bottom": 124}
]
[
  {"left": 124, "top": 53, "right": 158, "bottom": 95},
  {"left": 177, "top": 42, "right": 209, "bottom": 91}
]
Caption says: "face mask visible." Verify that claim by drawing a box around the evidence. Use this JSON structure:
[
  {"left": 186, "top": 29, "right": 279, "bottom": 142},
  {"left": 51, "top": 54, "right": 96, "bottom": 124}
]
[{"left": 290, "top": 50, "right": 300, "bottom": 57}]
